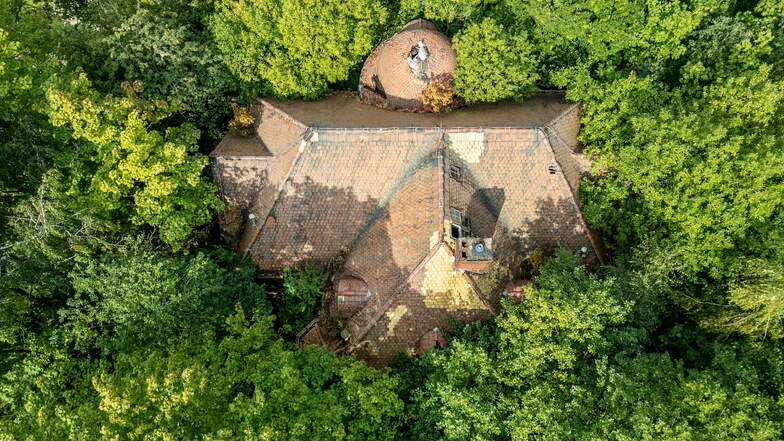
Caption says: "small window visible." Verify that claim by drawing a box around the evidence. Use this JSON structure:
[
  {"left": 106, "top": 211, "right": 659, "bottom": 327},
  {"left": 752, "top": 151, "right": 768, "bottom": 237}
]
[
  {"left": 450, "top": 208, "right": 462, "bottom": 224},
  {"left": 548, "top": 164, "right": 558, "bottom": 175},
  {"left": 450, "top": 224, "right": 461, "bottom": 239},
  {"left": 449, "top": 165, "right": 462, "bottom": 181}
]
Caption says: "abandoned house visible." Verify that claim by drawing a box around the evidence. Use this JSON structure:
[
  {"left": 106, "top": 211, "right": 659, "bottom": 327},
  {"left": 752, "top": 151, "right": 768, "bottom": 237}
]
[{"left": 210, "top": 19, "right": 604, "bottom": 366}]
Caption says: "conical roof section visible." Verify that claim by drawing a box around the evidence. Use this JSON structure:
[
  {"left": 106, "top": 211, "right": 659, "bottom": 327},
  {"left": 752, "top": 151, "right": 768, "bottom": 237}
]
[{"left": 359, "top": 19, "right": 456, "bottom": 111}]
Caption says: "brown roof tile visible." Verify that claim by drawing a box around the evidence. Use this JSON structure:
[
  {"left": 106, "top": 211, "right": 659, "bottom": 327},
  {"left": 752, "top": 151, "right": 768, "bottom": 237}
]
[
  {"left": 359, "top": 19, "right": 456, "bottom": 111},
  {"left": 211, "top": 94, "right": 603, "bottom": 365}
]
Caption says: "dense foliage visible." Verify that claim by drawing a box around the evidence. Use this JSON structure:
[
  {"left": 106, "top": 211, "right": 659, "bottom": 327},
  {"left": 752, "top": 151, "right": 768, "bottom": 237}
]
[
  {"left": 395, "top": 251, "right": 784, "bottom": 441},
  {"left": 452, "top": 18, "right": 539, "bottom": 102},
  {"left": 2, "top": 0, "right": 784, "bottom": 439},
  {"left": 46, "top": 75, "right": 222, "bottom": 246},
  {"left": 276, "top": 264, "right": 329, "bottom": 336},
  {"left": 210, "top": 0, "right": 388, "bottom": 98}
]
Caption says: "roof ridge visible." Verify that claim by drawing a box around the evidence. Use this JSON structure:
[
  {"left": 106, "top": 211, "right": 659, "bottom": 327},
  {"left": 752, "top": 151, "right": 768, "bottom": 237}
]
[
  {"left": 543, "top": 101, "right": 581, "bottom": 151},
  {"left": 240, "top": 129, "right": 313, "bottom": 258},
  {"left": 338, "top": 140, "right": 442, "bottom": 255},
  {"left": 347, "top": 241, "right": 446, "bottom": 351},
  {"left": 344, "top": 134, "right": 447, "bottom": 350},
  {"left": 544, "top": 101, "right": 580, "bottom": 128},
  {"left": 538, "top": 129, "right": 605, "bottom": 264},
  {"left": 436, "top": 131, "right": 446, "bottom": 244}
]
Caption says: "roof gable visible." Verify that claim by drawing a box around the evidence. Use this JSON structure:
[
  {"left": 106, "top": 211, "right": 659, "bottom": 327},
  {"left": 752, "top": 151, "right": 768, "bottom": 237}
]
[{"left": 211, "top": 93, "right": 604, "bottom": 365}]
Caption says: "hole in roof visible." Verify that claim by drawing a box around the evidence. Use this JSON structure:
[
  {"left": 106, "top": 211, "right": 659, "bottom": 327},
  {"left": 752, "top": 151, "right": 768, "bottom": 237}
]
[{"left": 406, "top": 41, "right": 430, "bottom": 81}]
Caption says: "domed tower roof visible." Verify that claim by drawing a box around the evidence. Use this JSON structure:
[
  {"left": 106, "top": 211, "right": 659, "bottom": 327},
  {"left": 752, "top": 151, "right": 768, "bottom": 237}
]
[{"left": 359, "top": 19, "right": 456, "bottom": 111}]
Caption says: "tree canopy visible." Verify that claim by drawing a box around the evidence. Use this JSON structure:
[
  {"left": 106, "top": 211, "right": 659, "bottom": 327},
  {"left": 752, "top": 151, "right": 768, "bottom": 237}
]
[
  {"left": 2, "top": 0, "right": 784, "bottom": 439},
  {"left": 210, "top": 0, "right": 389, "bottom": 98}
]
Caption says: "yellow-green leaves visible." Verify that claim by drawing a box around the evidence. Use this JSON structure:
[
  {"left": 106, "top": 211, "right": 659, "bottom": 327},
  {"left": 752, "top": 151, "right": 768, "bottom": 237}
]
[
  {"left": 210, "top": 0, "right": 388, "bottom": 99},
  {"left": 44, "top": 74, "right": 221, "bottom": 246},
  {"left": 452, "top": 18, "right": 539, "bottom": 103},
  {"left": 0, "top": 28, "right": 33, "bottom": 121}
]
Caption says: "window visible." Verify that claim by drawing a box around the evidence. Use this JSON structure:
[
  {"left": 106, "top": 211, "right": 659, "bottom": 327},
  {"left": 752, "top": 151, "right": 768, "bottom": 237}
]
[
  {"left": 548, "top": 164, "right": 558, "bottom": 175},
  {"left": 450, "top": 208, "right": 462, "bottom": 224},
  {"left": 449, "top": 165, "right": 462, "bottom": 181},
  {"left": 450, "top": 224, "right": 461, "bottom": 239}
]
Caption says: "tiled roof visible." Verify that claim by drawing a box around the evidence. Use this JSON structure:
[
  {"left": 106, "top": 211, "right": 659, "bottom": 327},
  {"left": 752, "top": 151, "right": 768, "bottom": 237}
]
[
  {"left": 262, "top": 91, "right": 573, "bottom": 128},
  {"left": 211, "top": 93, "right": 603, "bottom": 365},
  {"left": 359, "top": 19, "right": 456, "bottom": 111}
]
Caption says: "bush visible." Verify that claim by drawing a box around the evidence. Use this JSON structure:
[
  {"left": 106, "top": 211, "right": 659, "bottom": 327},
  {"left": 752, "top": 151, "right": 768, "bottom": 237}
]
[{"left": 421, "top": 74, "right": 457, "bottom": 112}]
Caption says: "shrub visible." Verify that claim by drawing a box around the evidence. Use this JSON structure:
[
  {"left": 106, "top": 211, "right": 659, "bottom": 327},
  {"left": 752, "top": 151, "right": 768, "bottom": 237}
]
[{"left": 421, "top": 74, "right": 457, "bottom": 112}]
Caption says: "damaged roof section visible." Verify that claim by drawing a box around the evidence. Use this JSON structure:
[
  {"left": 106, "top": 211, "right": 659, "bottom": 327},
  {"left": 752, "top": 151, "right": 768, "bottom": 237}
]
[
  {"left": 210, "top": 92, "right": 600, "bottom": 365},
  {"left": 210, "top": 18, "right": 599, "bottom": 365}
]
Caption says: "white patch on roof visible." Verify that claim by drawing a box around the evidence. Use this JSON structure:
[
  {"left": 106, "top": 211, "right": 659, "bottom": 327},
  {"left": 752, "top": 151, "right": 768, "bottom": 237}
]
[
  {"left": 429, "top": 230, "right": 440, "bottom": 250},
  {"left": 448, "top": 132, "right": 485, "bottom": 163}
]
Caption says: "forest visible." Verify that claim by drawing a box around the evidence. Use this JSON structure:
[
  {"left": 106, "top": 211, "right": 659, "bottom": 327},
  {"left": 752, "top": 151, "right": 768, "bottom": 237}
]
[{"left": 1, "top": 0, "right": 784, "bottom": 439}]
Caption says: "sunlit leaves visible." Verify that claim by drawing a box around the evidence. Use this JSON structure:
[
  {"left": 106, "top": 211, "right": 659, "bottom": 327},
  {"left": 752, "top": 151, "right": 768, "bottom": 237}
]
[
  {"left": 210, "top": 0, "right": 388, "bottom": 98},
  {"left": 45, "top": 74, "right": 221, "bottom": 246}
]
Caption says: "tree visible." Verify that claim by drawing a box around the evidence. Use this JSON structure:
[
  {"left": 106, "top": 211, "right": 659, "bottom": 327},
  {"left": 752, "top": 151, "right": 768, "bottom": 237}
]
[
  {"left": 0, "top": 22, "right": 63, "bottom": 233},
  {"left": 0, "top": 172, "right": 114, "bottom": 360},
  {"left": 452, "top": 18, "right": 539, "bottom": 103},
  {"left": 210, "top": 0, "right": 388, "bottom": 98},
  {"left": 45, "top": 74, "right": 222, "bottom": 246},
  {"left": 0, "top": 307, "right": 405, "bottom": 441},
  {"left": 96, "top": 5, "right": 239, "bottom": 142},
  {"left": 406, "top": 252, "right": 784, "bottom": 441},
  {"left": 554, "top": 1, "right": 784, "bottom": 286},
  {"left": 495, "top": 248, "right": 629, "bottom": 383},
  {"left": 702, "top": 254, "right": 784, "bottom": 341},
  {"left": 398, "top": 0, "right": 486, "bottom": 24},
  {"left": 276, "top": 264, "right": 329, "bottom": 336},
  {"left": 60, "top": 239, "right": 269, "bottom": 355}
]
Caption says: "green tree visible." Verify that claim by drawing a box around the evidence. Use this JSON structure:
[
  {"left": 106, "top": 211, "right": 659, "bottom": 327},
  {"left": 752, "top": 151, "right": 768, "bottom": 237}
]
[
  {"left": 0, "top": 172, "right": 114, "bottom": 360},
  {"left": 398, "top": 0, "right": 487, "bottom": 24},
  {"left": 496, "top": 248, "right": 629, "bottom": 382},
  {"left": 702, "top": 254, "right": 784, "bottom": 340},
  {"left": 0, "top": 22, "right": 63, "bottom": 232},
  {"left": 45, "top": 74, "right": 222, "bottom": 246},
  {"left": 96, "top": 5, "right": 239, "bottom": 142},
  {"left": 210, "top": 0, "right": 388, "bottom": 98},
  {"left": 276, "top": 264, "right": 329, "bottom": 336},
  {"left": 1, "top": 308, "right": 405, "bottom": 441},
  {"left": 60, "top": 239, "right": 269, "bottom": 355},
  {"left": 452, "top": 18, "right": 539, "bottom": 103},
  {"left": 556, "top": 1, "right": 784, "bottom": 286},
  {"left": 406, "top": 252, "right": 784, "bottom": 441}
]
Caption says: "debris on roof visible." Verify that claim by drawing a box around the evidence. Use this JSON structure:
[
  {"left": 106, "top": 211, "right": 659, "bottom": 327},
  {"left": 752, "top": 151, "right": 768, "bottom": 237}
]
[{"left": 210, "top": 19, "right": 603, "bottom": 366}]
